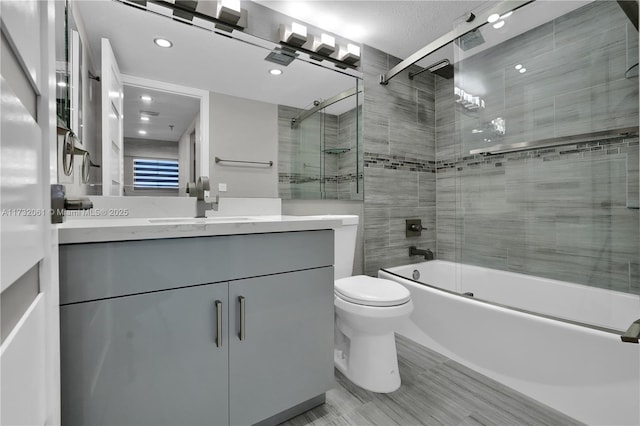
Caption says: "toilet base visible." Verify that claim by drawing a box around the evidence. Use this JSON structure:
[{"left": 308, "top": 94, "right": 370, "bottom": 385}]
[{"left": 334, "top": 328, "right": 401, "bottom": 393}]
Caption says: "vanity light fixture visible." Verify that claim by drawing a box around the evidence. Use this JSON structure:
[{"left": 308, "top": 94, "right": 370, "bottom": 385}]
[
  {"left": 454, "top": 86, "right": 485, "bottom": 111},
  {"left": 138, "top": 130, "right": 147, "bottom": 135},
  {"left": 493, "top": 20, "right": 505, "bottom": 29},
  {"left": 280, "top": 22, "right": 308, "bottom": 47},
  {"left": 141, "top": 95, "right": 152, "bottom": 102},
  {"left": 191, "top": 0, "right": 246, "bottom": 32},
  {"left": 312, "top": 33, "right": 336, "bottom": 57},
  {"left": 490, "top": 117, "right": 506, "bottom": 135},
  {"left": 338, "top": 43, "right": 361, "bottom": 66},
  {"left": 57, "top": 81, "right": 67, "bottom": 87},
  {"left": 216, "top": 0, "right": 241, "bottom": 25},
  {"left": 487, "top": 13, "right": 500, "bottom": 23},
  {"left": 140, "top": 116, "right": 150, "bottom": 121},
  {"left": 276, "top": 20, "right": 360, "bottom": 70},
  {"left": 153, "top": 37, "right": 173, "bottom": 48},
  {"left": 269, "top": 69, "right": 283, "bottom": 76}
]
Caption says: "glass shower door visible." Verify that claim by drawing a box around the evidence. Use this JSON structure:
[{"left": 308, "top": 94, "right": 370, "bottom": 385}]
[
  {"left": 447, "top": 0, "right": 639, "bottom": 326},
  {"left": 285, "top": 82, "right": 363, "bottom": 200},
  {"left": 292, "top": 110, "right": 323, "bottom": 198}
]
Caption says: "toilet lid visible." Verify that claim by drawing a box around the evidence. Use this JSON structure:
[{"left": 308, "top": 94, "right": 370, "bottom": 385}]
[{"left": 335, "top": 275, "right": 411, "bottom": 307}]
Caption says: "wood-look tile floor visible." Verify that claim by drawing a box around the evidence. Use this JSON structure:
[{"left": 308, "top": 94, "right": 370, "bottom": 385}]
[{"left": 282, "top": 335, "right": 583, "bottom": 426}]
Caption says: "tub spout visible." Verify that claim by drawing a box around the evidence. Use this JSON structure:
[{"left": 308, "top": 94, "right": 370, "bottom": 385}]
[
  {"left": 409, "top": 246, "right": 434, "bottom": 261},
  {"left": 621, "top": 319, "right": 640, "bottom": 343}
]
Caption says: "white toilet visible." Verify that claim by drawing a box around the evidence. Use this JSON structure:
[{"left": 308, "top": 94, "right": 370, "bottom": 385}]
[{"left": 327, "top": 215, "right": 414, "bottom": 393}]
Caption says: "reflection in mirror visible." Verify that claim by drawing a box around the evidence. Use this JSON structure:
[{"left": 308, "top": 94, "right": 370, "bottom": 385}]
[
  {"left": 55, "top": 0, "right": 102, "bottom": 195},
  {"left": 122, "top": 85, "right": 200, "bottom": 197},
  {"left": 55, "top": 1, "right": 84, "bottom": 140},
  {"left": 278, "top": 84, "right": 363, "bottom": 200},
  {"left": 54, "top": 1, "right": 69, "bottom": 128},
  {"left": 62, "top": 0, "right": 362, "bottom": 200},
  {"left": 70, "top": 29, "right": 83, "bottom": 144}
]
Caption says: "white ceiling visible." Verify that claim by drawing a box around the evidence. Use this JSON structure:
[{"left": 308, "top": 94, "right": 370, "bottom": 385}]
[{"left": 123, "top": 85, "right": 200, "bottom": 142}]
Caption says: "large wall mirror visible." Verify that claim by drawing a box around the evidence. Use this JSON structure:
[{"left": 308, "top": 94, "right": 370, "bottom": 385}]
[{"left": 57, "top": 0, "right": 363, "bottom": 200}]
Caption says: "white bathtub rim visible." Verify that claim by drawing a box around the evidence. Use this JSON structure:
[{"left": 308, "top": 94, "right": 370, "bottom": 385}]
[
  {"left": 381, "top": 268, "right": 624, "bottom": 341},
  {"left": 380, "top": 262, "right": 635, "bottom": 335},
  {"left": 385, "top": 260, "right": 640, "bottom": 302}
]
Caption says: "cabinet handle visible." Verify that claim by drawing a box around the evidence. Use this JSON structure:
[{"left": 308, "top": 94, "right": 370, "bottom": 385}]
[
  {"left": 238, "top": 296, "right": 246, "bottom": 341},
  {"left": 215, "top": 300, "right": 223, "bottom": 348}
]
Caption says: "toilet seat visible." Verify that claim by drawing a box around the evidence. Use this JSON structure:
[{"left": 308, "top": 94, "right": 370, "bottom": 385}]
[{"left": 335, "top": 275, "right": 411, "bottom": 307}]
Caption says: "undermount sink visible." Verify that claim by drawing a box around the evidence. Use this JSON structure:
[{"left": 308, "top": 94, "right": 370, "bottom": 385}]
[{"left": 148, "top": 216, "right": 266, "bottom": 224}]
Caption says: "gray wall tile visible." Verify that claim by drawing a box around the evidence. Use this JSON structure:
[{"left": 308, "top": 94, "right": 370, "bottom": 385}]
[
  {"left": 362, "top": 44, "right": 437, "bottom": 274},
  {"left": 278, "top": 102, "right": 362, "bottom": 200}
]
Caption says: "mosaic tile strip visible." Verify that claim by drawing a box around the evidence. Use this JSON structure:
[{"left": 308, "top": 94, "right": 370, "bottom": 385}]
[
  {"left": 364, "top": 152, "right": 436, "bottom": 173},
  {"left": 436, "top": 136, "right": 638, "bottom": 172},
  {"left": 279, "top": 173, "right": 363, "bottom": 185}
]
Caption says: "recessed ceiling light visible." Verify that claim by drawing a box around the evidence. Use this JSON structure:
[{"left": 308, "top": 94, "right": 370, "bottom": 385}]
[
  {"left": 519, "top": 68, "right": 527, "bottom": 73},
  {"left": 154, "top": 38, "right": 173, "bottom": 48},
  {"left": 141, "top": 116, "right": 150, "bottom": 121},
  {"left": 515, "top": 64, "right": 523, "bottom": 70},
  {"left": 493, "top": 20, "right": 505, "bottom": 29},
  {"left": 138, "top": 130, "right": 147, "bottom": 135},
  {"left": 269, "top": 69, "right": 283, "bottom": 76},
  {"left": 141, "top": 95, "right": 152, "bottom": 102},
  {"left": 500, "top": 11, "right": 513, "bottom": 19},
  {"left": 487, "top": 13, "right": 500, "bottom": 23}
]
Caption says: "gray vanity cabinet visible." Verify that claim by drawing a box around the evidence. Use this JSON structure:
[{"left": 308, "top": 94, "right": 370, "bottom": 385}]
[
  {"left": 60, "top": 282, "right": 230, "bottom": 426},
  {"left": 59, "top": 230, "right": 335, "bottom": 426},
  {"left": 228, "top": 267, "right": 334, "bottom": 425}
]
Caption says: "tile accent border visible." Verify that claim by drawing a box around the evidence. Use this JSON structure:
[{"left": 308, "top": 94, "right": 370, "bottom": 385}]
[
  {"left": 364, "top": 152, "right": 436, "bottom": 173},
  {"left": 436, "top": 136, "right": 639, "bottom": 172},
  {"left": 279, "top": 172, "right": 364, "bottom": 185}
]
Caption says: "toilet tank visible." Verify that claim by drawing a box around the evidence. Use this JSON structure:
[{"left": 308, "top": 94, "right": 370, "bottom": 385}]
[
  {"left": 334, "top": 220, "right": 358, "bottom": 279},
  {"left": 305, "top": 215, "right": 359, "bottom": 280}
]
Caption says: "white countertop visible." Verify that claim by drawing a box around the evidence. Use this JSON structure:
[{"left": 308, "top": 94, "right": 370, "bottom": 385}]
[{"left": 57, "top": 215, "right": 343, "bottom": 244}]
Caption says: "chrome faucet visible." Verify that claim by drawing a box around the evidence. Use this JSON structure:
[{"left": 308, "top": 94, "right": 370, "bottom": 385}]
[
  {"left": 409, "top": 246, "right": 434, "bottom": 261},
  {"left": 621, "top": 319, "right": 640, "bottom": 343},
  {"left": 187, "top": 176, "right": 219, "bottom": 218}
]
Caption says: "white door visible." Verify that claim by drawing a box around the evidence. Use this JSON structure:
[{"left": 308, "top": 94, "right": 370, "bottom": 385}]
[
  {"left": 101, "top": 38, "right": 124, "bottom": 196},
  {"left": 0, "top": 0, "right": 59, "bottom": 425}
]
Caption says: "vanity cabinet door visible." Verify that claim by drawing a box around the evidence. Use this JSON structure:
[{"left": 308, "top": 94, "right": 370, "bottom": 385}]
[
  {"left": 60, "top": 282, "right": 229, "bottom": 426},
  {"left": 228, "top": 267, "right": 335, "bottom": 425}
]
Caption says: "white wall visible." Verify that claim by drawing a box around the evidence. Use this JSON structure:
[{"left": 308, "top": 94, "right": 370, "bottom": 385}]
[{"left": 209, "top": 93, "right": 278, "bottom": 198}]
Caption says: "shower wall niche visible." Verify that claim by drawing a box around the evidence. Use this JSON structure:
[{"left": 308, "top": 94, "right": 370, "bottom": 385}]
[{"left": 278, "top": 83, "right": 363, "bottom": 200}]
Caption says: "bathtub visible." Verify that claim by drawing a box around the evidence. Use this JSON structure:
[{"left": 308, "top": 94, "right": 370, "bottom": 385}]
[{"left": 379, "top": 260, "right": 640, "bottom": 426}]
